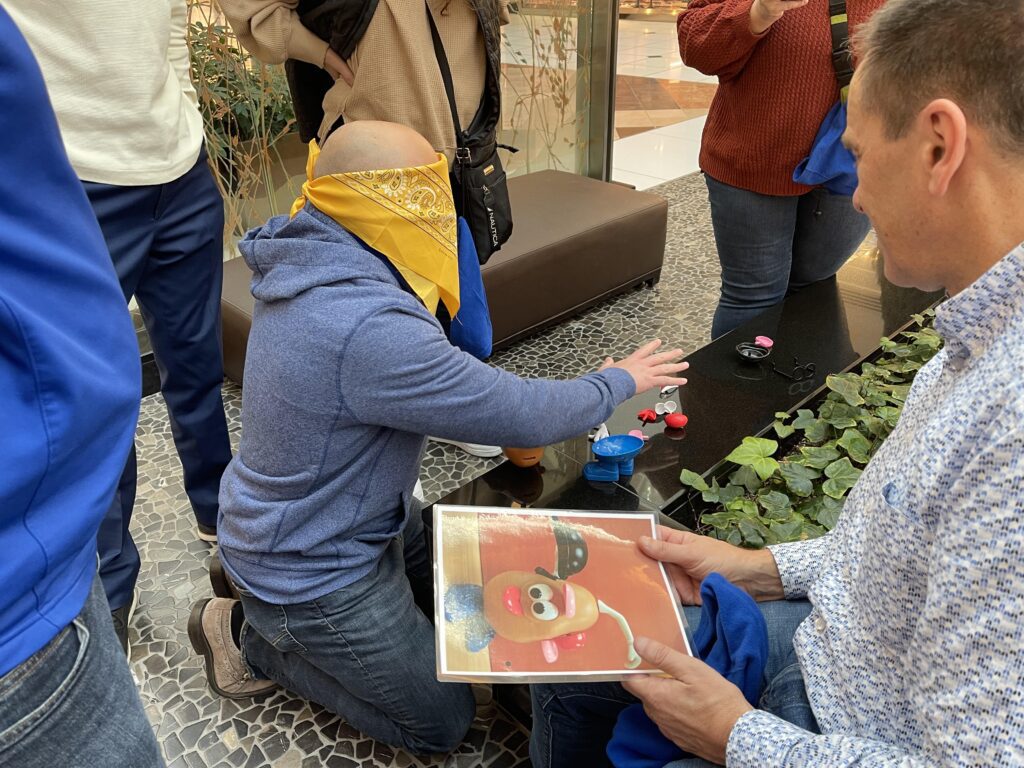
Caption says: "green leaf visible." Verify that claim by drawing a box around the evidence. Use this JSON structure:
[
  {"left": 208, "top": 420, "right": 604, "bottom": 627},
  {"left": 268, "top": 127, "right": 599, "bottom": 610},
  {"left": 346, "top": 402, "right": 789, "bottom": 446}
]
[
  {"left": 819, "top": 401, "right": 862, "bottom": 430},
  {"left": 724, "top": 437, "right": 780, "bottom": 481},
  {"left": 718, "top": 484, "right": 746, "bottom": 504},
  {"left": 816, "top": 496, "right": 845, "bottom": 529},
  {"left": 876, "top": 406, "right": 902, "bottom": 427},
  {"left": 797, "top": 444, "right": 841, "bottom": 469},
  {"left": 701, "top": 478, "right": 721, "bottom": 504},
  {"left": 775, "top": 412, "right": 790, "bottom": 419},
  {"left": 679, "top": 468, "right": 709, "bottom": 492},
  {"left": 822, "top": 458, "right": 863, "bottom": 499},
  {"left": 729, "top": 465, "right": 763, "bottom": 493},
  {"left": 701, "top": 511, "right": 736, "bottom": 529},
  {"left": 769, "top": 518, "right": 804, "bottom": 542},
  {"left": 773, "top": 420, "right": 796, "bottom": 438},
  {"left": 725, "top": 528, "right": 743, "bottom": 546},
  {"left": 738, "top": 519, "right": 768, "bottom": 548},
  {"left": 726, "top": 498, "right": 759, "bottom": 517},
  {"left": 792, "top": 408, "right": 830, "bottom": 443},
  {"left": 757, "top": 490, "right": 793, "bottom": 515},
  {"left": 837, "top": 428, "right": 872, "bottom": 464},
  {"left": 779, "top": 462, "right": 820, "bottom": 497},
  {"left": 826, "top": 373, "right": 865, "bottom": 406}
]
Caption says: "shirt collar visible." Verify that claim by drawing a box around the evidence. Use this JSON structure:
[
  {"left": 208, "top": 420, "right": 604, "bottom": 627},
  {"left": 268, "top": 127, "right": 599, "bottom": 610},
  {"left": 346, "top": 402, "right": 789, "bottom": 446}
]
[{"left": 934, "top": 242, "right": 1024, "bottom": 363}]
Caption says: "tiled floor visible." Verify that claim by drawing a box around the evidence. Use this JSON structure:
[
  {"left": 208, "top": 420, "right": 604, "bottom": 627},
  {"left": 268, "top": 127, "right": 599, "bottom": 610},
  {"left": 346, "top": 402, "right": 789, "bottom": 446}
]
[{"left": 127, "top": 171, "right": 723, "bottom": 767}]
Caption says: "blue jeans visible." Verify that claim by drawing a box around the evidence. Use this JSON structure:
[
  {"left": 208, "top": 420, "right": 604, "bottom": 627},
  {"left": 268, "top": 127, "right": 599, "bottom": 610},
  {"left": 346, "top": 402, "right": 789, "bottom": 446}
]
[
  {"left": 0, "top": 576, "right": 163, "bottom": 767},
  {"left": 705, "top": 174, "right": 870, "bottom": 339},
  {"left": 84, "top": 149, "right": 232, "bottom": 611},
  {"left": 237, "top": 508, "right": 475, "bottom": 754},
  {"left": 530, "top": 599, "right": 817, "bottom": 768}
]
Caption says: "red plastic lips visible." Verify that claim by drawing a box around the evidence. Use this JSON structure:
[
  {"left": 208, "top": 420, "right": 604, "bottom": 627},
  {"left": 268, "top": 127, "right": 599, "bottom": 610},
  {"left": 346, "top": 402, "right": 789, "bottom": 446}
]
[
  {"left": 664, "top": 413, "right": 688, "bottom": 429},
  {"left": 637, "top": 408, "right": 658, "bottom": 424}
]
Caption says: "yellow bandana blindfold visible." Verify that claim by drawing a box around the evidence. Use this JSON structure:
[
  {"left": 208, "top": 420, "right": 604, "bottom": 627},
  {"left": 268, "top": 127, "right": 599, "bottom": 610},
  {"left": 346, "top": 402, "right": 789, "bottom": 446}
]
[{"left": 291, "top": 140, "right": 460, "bottom": 317}]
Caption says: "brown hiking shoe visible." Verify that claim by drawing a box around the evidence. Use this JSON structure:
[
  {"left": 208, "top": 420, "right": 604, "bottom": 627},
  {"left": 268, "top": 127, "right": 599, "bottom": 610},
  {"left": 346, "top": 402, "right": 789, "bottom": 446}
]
[{"left": 188, "top": 598, "right": 276, "bottom": 699}]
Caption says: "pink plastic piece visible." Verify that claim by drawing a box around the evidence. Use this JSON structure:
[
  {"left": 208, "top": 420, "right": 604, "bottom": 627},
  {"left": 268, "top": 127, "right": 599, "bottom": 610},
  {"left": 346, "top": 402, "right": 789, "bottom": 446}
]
[
  {"left": 563, "top": 583, "right": 577, "bottom": 619},
  {"left": 754, "top": 336, "right": 774, "bottom": 349},
  {"left": 665, "top": 413, "right": 689, "bottom": 430},
  {"left": 540, "top": 639, "right": 559, "bottom": 663},
  {"left": 628, "top": 429, "right": 649, "bottom": 441}
]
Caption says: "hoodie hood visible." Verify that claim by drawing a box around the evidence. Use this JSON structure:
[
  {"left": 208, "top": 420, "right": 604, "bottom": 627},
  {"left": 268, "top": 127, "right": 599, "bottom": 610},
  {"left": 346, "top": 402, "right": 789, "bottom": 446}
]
[{"left": 239, "top": 204, "right": 399, "bottom": 303}]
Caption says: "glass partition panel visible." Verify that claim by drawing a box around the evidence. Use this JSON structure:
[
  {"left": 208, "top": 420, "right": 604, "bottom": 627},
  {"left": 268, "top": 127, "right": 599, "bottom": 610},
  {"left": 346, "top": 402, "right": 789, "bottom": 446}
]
[{"left": 500, "top": 0, "right": 617, "bottom": 179}]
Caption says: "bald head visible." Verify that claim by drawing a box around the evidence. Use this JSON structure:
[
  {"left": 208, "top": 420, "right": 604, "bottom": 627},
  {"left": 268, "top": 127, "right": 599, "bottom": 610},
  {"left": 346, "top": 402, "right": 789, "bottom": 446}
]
[{"left": 315, "top": 121, "right": 438, "bottom": 177}]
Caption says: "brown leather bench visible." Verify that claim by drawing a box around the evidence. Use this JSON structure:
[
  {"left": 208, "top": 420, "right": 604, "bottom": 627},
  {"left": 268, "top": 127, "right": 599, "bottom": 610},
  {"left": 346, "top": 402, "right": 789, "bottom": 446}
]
[{"left": 222, "top": 169, "right": 667, "bottom": 383}]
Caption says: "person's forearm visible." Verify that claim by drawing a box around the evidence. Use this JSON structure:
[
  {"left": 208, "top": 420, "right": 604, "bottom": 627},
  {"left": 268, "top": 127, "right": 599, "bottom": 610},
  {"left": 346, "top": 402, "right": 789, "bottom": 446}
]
[
  {"left": 677, "top": 0, "right": 765, "bottom": 80},
  {"left": 738, "top": 548, "right": 786, "bottom": 601},
  {"left": 219, "top": 0, "right": 329, "bottom": 66}
]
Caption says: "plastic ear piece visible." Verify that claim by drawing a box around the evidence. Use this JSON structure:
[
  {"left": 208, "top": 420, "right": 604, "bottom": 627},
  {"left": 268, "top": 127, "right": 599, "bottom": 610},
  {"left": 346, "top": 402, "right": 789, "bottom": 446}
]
[{"left": 589, "top": 423, "right": 610, "bottom": 442}]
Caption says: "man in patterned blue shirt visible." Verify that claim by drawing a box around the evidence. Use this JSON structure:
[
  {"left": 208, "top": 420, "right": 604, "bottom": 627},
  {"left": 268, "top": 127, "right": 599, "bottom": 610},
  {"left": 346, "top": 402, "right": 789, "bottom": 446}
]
[{"left": 531, "top": 1, "right": 1024, "bottom": 766}]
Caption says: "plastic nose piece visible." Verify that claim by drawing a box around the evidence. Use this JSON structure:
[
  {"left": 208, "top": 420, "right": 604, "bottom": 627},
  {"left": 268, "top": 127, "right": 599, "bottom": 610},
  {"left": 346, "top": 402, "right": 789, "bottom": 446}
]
[
  {"left": 665, "top": 413, "right": 688, "bottom": 430},
  {"left": 503, "top": 586, "right": 523, "bottom": 616}
]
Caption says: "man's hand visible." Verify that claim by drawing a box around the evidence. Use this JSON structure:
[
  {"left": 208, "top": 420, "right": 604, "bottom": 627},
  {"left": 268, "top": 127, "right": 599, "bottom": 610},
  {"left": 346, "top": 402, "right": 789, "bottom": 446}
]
[
  {"left": 324, "top": 48, "right": 355, "bottom": 86},
  {"left": 600, "top": 339, "right": 688, "bottom": 396},
  {"left": 749, "top": 0, "right": 809, "bottom": 35},
  {"left": 623, "top": 637, "right": 753, "bottom": 765},
  {"left": 639, "top": 526, "right": 785, "bottom": 604}
]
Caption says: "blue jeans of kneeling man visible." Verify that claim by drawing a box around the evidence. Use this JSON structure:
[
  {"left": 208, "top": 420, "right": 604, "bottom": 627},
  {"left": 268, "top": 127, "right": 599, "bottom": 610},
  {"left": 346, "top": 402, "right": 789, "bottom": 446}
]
[
  {"left": 237, "top": 508, "right": 475, "bottom": 754},
  {"left": 530, "top": 599, "right": 817, "bottom": 768}
]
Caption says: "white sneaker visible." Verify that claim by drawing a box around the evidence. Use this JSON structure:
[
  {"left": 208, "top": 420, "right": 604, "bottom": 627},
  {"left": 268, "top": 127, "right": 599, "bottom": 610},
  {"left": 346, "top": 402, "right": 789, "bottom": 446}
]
[{"left": 429, "top": 437, "right": 503, "bottom": 458}]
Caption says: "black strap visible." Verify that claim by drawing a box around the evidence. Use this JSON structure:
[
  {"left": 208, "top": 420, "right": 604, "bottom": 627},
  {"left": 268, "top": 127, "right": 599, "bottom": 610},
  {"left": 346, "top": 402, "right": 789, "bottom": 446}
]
[
  {"left": 426, "top": 6, "right": 469, "bottom": 157},
  {"left": 829, "top": 0, "right": 853, "bottom": 97}
]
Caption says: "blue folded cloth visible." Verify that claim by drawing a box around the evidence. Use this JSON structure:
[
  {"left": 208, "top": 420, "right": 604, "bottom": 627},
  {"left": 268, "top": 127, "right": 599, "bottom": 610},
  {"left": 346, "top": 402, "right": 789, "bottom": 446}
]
[
  {"left": 793, "top": 100, "right": 859, "bottom": 196},
  {"left": 449, "top": 217, "right": 493, "bottom": 360},
  {"left": 607, "top": 573, "right": 769, "bottom": 768}
]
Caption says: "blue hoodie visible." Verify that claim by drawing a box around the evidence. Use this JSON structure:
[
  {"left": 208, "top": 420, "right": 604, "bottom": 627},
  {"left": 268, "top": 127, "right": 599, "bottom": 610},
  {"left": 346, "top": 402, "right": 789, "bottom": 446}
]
[
  {"left": 0, "top": 8, "right": 140, "bottom": 676},
  {"left": 218, "top": 206, "right": 636, "bottom": 604}
]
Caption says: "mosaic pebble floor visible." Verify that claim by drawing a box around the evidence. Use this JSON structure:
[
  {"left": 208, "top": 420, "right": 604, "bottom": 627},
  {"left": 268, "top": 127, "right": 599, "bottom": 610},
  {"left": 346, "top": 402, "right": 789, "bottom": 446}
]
[{"left": 130, "top": 172, "right": 721, "bottom": 767}]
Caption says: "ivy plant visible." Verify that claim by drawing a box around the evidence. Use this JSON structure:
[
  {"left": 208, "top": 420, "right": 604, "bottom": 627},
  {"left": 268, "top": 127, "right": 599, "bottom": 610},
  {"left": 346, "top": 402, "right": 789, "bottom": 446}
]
[{"left": 680, "top": 311, "right": 942, "bottom": 548}]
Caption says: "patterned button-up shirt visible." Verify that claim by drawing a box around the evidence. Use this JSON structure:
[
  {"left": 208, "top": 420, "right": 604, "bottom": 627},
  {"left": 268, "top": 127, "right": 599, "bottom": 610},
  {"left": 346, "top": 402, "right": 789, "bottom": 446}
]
[{"left": 728, "top": 243, "right": 1024, "bottom": 767}]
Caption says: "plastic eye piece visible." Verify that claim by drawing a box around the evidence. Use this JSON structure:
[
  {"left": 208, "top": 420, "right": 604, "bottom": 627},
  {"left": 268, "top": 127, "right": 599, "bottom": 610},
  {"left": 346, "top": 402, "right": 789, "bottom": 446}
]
[
  {"left": 532, "top": 600, "right": 559, "bottom": 621},
  {"left": 655, "top": 401, "right": 678, "bottom": 416},
  {"left": 528, "top": 584, "right": 553, "bottom": 600}
]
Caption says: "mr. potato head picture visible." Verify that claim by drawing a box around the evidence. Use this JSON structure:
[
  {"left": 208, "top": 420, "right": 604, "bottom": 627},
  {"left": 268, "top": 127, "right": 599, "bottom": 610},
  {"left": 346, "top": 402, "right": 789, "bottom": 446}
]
[{"left": 441, "top": 513, "right": 687, "bottom": 678}]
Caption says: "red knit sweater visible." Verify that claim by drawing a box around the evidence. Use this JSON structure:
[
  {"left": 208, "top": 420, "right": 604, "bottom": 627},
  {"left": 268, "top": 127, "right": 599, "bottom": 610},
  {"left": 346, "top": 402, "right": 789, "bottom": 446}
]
[{"left": 678, "top": 0, "right": 884, "bottom": 196}]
